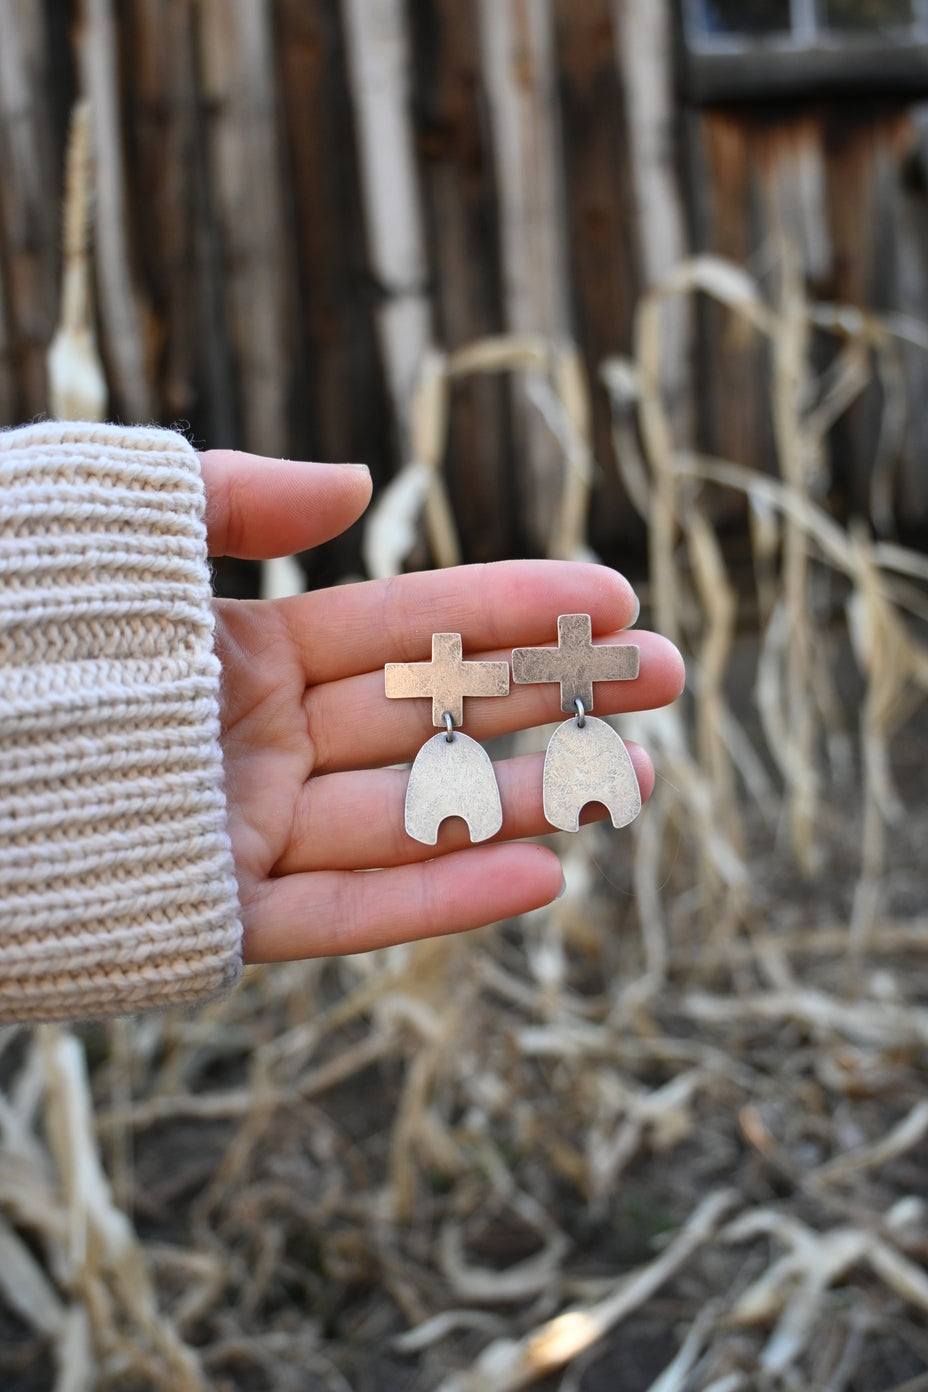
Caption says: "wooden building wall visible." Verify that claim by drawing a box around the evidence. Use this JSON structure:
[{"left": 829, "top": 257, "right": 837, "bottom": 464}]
[{"left": 1, "top": 0, "right": 928, "bottom": 582}]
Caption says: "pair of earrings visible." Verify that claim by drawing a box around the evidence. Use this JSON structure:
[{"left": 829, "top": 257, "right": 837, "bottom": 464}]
[{"left": 385, "top": 614, "right": 641, "bottom": 845}]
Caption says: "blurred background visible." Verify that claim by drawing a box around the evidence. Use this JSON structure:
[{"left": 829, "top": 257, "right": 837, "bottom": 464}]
[{"left": 4, "top": 2, "right": 928, "bottom": 1389}]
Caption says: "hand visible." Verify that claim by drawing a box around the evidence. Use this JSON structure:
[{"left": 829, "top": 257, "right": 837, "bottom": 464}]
[{"left": 200, "top": 451, "right": 685, "bottom": 964}]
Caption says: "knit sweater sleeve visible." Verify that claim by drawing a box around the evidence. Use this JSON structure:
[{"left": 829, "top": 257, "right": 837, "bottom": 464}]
[{"left": 0, "top": 421, "right": 243, "bottom": 1022}]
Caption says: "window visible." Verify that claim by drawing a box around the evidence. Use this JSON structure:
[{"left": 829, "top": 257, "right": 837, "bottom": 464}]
[
  {"left": 825, "top": 0, "right": 914, "bottom": 29},
  {"left": 682, "top": 0, "right": 928, "bottom": 99},
  {"left": 697, "top": 0, "right": 792, "bottom": 36}
]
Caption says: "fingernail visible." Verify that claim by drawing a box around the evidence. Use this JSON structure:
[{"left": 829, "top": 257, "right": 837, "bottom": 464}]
[
  {"left": 556, "top": 875, "right": 568, "bottom": 901},
  {"left": 624, "top": 593, "right": 641, "bottom": 629},
  {"left": 344, "top": 462, "right": 371, "bottom": 473}
]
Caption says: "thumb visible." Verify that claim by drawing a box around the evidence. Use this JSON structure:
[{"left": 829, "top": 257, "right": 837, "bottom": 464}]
[{"left": 199, "top": 450, "right": 372, "bottom": 559}]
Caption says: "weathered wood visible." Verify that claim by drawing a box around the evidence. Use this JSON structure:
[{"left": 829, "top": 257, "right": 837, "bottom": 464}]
[
  {"left": 477, "top": 0, "right": 572, "bottom": 555},
  {"left": 74, "top": 0, "right": 155, "bottom": 422},
  {"left": 1, "top": 5, "right": 928, "bottom": 554},
  {"left": 0, "top": 226, "right": 12, "bottom": 424},
  {"left": 614, "top": 0, "right": 687, "bottom": 289},
  {"left": 552, "top": 0, "right": 641, "bottom": 552},
  {"left": 275, "top": 0, "right": 395, "bottom": 581},
  {"left": 276, "top": 0, "right": 387, "bottom": 455},
  {"left": 0, "top": 1, "right": 61, "bottom": 419},
  {"left": 699, "top": 109, "right": 775, "bottom": 490},
  {"left": 756, "top": 116, "right": 831, "bottom": 284},
  {"left": 120, "top": 0, "right": 232, "bottom": 438},
  {"left": 822, "top": 105, "right": 913, "bottom": 514},
  {"left": 693, "top": 102, "right": 928, "bottom": 531},
  {"left": 197, "top": 0, "right": 289, "bottom": 455},
  {"left": 614, "top": 0, "right": 692, "bottom": 447},
  {"left": 895, "top": 110, "right": 928, "bottom": 529},
  {"left": 406, "top": 0, "right": 514, "bottom": 561},
  {"left": 341, "top": 0, "right": 432, "bottom": 452}
]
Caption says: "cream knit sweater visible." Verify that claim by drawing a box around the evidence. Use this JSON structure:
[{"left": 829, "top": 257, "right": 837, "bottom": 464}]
[{"left": 0, "top": 422, "right": 243, "bottom": 1022}]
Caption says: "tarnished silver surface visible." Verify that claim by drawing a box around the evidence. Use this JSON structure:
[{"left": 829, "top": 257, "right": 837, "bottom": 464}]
[
  {"left": 542, "top": 715, "right": 641, "bottom": 832},
  {"left": 385, "top": 632, "right": 510, "bottom": 727},
  {"left": 512, "top": 613, "right": 639, "bottom": 713},
  {"left": 405, "top": 730, "right": 503, "bottom": 844}
]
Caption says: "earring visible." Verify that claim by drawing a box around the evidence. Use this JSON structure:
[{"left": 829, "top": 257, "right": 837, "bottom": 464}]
[
  {"left": 512, "top": 614, "right": 641, "bottom": 832},
  {"left": 385, "top": 633, "right": 510, "bottom": 844}
]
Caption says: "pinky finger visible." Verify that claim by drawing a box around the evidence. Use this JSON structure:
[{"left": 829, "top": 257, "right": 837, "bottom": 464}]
[{"left": 242, "top": 843, "right": 564, "bottom": 964}]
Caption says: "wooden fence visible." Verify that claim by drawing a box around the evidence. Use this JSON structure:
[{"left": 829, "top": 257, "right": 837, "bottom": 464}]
[{"left": 2, "top": 0, "right": 928, "bottom": 582}]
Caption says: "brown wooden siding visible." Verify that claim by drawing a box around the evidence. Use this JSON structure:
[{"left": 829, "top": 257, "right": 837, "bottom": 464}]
[
  {"left": 407, "top": 0, "right": 514, "bottom": 562},
  {"left": 2, "top": 2, "right": 928, "bottom": 574}
]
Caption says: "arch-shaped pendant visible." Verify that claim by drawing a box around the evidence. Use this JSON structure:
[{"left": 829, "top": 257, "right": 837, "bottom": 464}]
[
  {"left": 543, "top": 716, "right": 641, "bottom": 833},
  {"left": 405, "top": 730, "right": 503, "bottom": 845}
]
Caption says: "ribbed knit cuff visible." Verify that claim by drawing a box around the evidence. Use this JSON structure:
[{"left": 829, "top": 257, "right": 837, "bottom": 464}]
[{"left": 0, "top": 421, "right": 243, "bottom": 1022}]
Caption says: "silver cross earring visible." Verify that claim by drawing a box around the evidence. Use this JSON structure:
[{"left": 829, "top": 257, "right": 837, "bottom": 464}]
[
  {"left": 385, "top": 634, "right": 510, "bottom": 844},
  {"left": 512, "top": 614, "right": 641, "bottom": 832}
]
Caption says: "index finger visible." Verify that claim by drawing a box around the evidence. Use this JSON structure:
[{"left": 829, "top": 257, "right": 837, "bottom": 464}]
[
  {"left": 279, "top": 560, "right": 639, "bottom": 685},
  {"left": 199, "top": 450, "right": 372, "bottom": 558}
]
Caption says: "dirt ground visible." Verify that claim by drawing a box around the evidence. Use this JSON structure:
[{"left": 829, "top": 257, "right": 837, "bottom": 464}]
[{"left": 2, "top": 621, "right": 928, "bottom": 1392}]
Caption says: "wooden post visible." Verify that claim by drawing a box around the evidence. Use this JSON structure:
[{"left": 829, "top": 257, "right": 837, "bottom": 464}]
[
  {"left": 0, "top": 1, "right": 62, "bottom": 420},
  {"left": 477, "top": 0, "right": 572, "bottom": 555},
  {"left": 614, "top": 0, "right": 691, "bottom": 444},
  {"left": 406, "top": 0, "right": 514, "bottom": 560},
  {"left": 552, "top": 0, "right": 642, "bottom": 552},
  {"left": 340, "top": 0, "right": 432, "bottom": 453},
  {"left": 699, "top": 110, "right": 770, "bottom": 480},
  {"left": 275, "top": 0, "right": 395, "bottom": 580},
  {"left": 75, "top": 0, "right": 154, "bottom": 423},
  {"left": 122, "top": 0, "right": 236, "bottom": 440},
  {"left": 276, "top": 0, "right": 390, "bottom": 459},
  {"left": 824, "top": 106, "right": 898, "bottom": 514},
  {"left": 197, "top": 0, "right": 290, "bottom": 455},
  {"left": 0, "top": 247, "right": 12, "bottom": 425},
  {"left": 897, "top": 108, "right": 928, "bottom": 529}
]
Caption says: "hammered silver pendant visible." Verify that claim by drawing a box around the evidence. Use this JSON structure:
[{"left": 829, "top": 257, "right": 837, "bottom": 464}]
[
  {"left": 385, "top": 633, "right": 510, "bottom": 845},
  {"left": 542, "top": 714, "right": 641, "bottom": 832},
  {"left": 513, "top": 613, "right": 642, "bottom": 834},
  {"left": 405, "top": 729, "right": 503, "bottom": 844}
]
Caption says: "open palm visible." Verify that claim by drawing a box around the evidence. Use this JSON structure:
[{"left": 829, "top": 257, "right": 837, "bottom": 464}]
[{"left": 201, "top": 451, "right": 685, "bottom": 964}]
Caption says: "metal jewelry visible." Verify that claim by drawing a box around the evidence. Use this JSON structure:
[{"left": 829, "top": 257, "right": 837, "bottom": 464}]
[
  {"left": 385, "top": 633, "right": 510, "bottom": 844},
  {"left": 512, "top": 613, "right": 641, "bottom": 832}
]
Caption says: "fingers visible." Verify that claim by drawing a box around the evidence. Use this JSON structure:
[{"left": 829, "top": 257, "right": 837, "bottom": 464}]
[
  {"left": 305, "top": 630, "right": 683, "bottom": 773},
  {"left": 200, "top": 450, "right": 372, "bottom": 558},
  {"left": 242, "top": 843, "right": 565, "bottom": 963},
  {"left": 280, "top": 559, "right": 638, "bottom": 685},
  {"left": 273, "top": 741, "right": 655, "bottom": 874}
]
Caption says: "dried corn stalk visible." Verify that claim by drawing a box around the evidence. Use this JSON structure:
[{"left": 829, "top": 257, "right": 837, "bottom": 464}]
[
  {"left": 46, "top": 100, "right": 107, "bottom": 422},
  {"left": 435, "top": 1189, "right": 736, "bottom": 1392},
  {"left": 363, "top": 333, "right": 597, "bottom": 576},
  {"left": 603, "top": 246, "right": 928, "bottom": 949},
  {"left": 41, "top": 1028, "right": 208, "bottom": 1390}
]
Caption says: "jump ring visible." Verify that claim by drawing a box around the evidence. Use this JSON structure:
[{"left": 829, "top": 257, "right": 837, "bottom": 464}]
[
  {"left": 443, "top": 711, "right": 455, "bottom": 742},
  {"left": 574, "top": 697, "right": 586, "bottom": 728}
]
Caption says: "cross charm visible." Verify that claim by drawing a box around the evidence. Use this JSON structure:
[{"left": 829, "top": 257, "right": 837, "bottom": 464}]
[
  {"left": 385, "top": 633, "right": 510, "bottom": 727},
  {"left": 512, "top": 613, "right": 639, "bottom": 713}
]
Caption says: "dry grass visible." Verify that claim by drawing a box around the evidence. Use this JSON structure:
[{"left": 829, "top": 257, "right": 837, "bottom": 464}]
[{"left": 6, "top": 208, "right": 928, "bottom": 1388}]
